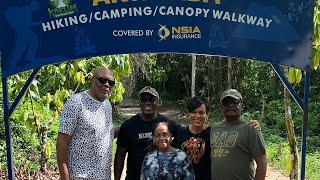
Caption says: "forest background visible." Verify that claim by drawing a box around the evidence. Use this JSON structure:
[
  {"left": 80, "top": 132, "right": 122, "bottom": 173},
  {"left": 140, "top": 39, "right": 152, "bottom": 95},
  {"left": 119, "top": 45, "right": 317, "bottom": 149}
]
[{"left": 1, "top": 2, "right": 320, "bottom": 179}]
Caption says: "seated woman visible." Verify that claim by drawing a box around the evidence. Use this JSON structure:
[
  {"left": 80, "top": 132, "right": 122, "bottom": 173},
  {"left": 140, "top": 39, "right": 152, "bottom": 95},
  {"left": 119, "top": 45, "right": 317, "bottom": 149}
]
[{"left": 140, "top": 122, "right": 195, "bottom": 180}]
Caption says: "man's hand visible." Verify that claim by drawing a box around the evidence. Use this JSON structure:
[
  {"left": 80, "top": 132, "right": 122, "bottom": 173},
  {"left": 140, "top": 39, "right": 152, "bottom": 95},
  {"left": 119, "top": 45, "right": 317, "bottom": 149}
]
[
  {"left": 114, "top": 146, "right": 128, "bottom": 180},
  {"left": 113, "top": 127, "right": 120, "bottom": 139},
  {"left": 248, "top": 120, "right": 261, "bottom": 130},
  {"left": 57, "top": 133, "right": 71, "bottom": 180},
  {"left": 254, "top": 154, "right": 267, "bottom": 180}
]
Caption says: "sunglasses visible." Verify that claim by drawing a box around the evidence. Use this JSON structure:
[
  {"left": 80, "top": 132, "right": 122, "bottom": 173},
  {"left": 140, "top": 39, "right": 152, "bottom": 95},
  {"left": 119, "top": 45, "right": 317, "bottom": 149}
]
[
  {"left": 94, "top": 76, "right": 115, "bottom": 86},
  {"left": 221, "top": 99, "right": 241, "bottom": 107},
  {"left": 140, "top": 96, "right": 157, "bottom": 103}
]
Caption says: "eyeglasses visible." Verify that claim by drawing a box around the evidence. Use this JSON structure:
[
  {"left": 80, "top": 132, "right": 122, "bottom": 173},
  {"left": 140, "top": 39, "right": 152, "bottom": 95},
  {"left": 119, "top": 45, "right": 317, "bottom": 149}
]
[
  {"left": 140, "top": 96, "right": 157, "bottom": 103},
  {"left": 153, "top": 132, "right": 171, "bottom": 139},
  {"left": 94, "top": 76, "right": 115, "bottom": 86},
  {"left": 221, "top": 99, "right": 241, "bottom": 107}
]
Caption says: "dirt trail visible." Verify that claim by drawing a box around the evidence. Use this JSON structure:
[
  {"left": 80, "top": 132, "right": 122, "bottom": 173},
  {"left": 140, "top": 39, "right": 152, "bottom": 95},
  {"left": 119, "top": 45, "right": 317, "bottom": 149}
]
[{"left": 113, "top": 106, "right": 287, "bottom": 180}]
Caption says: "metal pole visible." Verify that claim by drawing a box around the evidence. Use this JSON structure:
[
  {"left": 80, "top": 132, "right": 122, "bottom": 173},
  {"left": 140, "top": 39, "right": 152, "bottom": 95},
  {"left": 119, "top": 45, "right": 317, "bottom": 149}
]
[
  {"left": 2, "top": 76, "right": 14, "bottom": 180},
  {"left": 9, "top": 67, "right": 41, "bottom": 116},
  {"left": 300, "top": 70, "right": 311, "bottom": 180}
]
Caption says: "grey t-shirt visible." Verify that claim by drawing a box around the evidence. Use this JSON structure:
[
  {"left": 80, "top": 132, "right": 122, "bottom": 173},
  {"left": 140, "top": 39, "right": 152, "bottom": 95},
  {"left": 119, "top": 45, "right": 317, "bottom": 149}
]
[
  {"left": 210, "top": 120, "right": 265, "bottom": 180},
  {"left": 59, "top": 91, "right": 114, "bottom": 180}
]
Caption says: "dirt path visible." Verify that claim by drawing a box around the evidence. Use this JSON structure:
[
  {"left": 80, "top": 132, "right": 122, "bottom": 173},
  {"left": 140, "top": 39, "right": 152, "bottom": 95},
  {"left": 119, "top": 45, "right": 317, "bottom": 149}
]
[{"left": 114, "top": 106, "right": 288, "bottom": 180}]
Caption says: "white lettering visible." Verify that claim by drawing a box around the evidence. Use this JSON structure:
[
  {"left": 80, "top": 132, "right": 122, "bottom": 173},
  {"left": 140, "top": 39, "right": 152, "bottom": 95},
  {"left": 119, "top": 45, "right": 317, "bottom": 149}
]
[
  {"left": 94, "top": 11, "right": 101, "bottom": 20},
  {"left": 113, "top": 30, "right": 144, "bottom": 37},
  {"left": 265, "top": 19, "right": 272, "bottom": 28},
  {"left": 42, "top": 22, "right": 51, "bottom": 32}
]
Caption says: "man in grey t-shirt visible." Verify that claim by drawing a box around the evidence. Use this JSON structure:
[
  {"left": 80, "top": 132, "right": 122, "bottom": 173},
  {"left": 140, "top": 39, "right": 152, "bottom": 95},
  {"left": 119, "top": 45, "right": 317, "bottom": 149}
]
[
  {"left": 210, "top": 89, "right": 267, "bottom": 180},
  {"left": 57, "top": 67, "right": 115, "bottom": 180}
]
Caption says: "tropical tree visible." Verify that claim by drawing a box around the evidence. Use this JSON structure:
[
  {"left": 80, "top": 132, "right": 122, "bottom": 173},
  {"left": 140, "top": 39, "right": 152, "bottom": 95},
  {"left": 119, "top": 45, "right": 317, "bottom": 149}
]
[{"left": 282, "top": 2, "right": 320, "bottom": 179}]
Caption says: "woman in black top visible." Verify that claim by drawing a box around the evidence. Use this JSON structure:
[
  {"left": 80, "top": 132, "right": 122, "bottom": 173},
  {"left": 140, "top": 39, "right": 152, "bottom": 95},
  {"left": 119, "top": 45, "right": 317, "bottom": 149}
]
[{"left": 174, "top": 96, "right": 212, "bottom": 180}]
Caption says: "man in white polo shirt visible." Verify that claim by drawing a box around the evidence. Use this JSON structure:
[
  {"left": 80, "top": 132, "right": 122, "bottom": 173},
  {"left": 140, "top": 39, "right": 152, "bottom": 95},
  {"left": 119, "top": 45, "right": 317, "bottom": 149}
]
[{"left": 57, "top": 67, "right": 115, "bottom": 180}]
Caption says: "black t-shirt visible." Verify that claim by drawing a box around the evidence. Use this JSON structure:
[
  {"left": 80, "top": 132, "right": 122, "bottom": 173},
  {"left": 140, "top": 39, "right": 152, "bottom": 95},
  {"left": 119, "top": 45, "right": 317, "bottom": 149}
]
[
  {"left": 174, "top": 125, "right": 212, "bottom": 180},
  {"left": 117, "top": 113, "right": 181, "bottom": 180}
]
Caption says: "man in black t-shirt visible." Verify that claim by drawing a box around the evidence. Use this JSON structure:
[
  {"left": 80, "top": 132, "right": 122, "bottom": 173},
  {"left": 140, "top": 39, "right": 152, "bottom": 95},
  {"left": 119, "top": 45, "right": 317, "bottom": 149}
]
[{"left": 114, "top": 86, "right": 181, "bottom": 180}]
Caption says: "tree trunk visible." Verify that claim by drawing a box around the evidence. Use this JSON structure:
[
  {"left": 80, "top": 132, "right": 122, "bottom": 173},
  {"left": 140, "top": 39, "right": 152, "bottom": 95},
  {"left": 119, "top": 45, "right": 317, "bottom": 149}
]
[
  {"left": 40, "top": 125, "right": 48, "bottom": 172},
  {"left": 191, "top": 54, "right": 196, "bottom": 97},
  {"left": 227, "top": 57, "right": 233, "bottom": 89},
  {"left": 39, "top": 113, "right": 56, "bottom": 172},
  {"left": 283, "top": 67, "right": 299, "bottom": 180}
]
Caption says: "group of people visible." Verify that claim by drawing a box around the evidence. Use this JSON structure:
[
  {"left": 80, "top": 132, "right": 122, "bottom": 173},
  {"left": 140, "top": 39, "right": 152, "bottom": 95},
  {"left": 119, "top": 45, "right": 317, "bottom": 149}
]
[{"left": 57, "top": 67, "right": 267, "bottom": 180}]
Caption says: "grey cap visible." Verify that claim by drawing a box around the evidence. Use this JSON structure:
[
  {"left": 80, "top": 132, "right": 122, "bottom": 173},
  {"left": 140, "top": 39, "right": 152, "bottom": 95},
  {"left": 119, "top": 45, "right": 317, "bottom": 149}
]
[
  {"left": 220, "top": 89, "right": 243, "bottom": 102},
  {"left": 139, "top": 86, "right": 159, "bottom": 100}
]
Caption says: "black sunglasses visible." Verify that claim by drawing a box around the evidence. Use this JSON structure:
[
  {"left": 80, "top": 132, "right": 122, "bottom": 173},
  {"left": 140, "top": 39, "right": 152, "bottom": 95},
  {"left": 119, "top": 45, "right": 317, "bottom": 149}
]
[
  {"left": 221, "top": 99, "right": 241, "bottom": 107},
  {"left": 94, "top": 76, "right": 115, "bottom": 86},
  {"left": 140, "top": 96, "right": 157, "bottom": 103}
]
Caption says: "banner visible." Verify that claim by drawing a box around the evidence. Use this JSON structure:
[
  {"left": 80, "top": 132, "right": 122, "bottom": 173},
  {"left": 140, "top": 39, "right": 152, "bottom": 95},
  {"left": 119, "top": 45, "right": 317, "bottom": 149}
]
[{"left": 0, "top": 0, "right": 314, "bottom": 77}]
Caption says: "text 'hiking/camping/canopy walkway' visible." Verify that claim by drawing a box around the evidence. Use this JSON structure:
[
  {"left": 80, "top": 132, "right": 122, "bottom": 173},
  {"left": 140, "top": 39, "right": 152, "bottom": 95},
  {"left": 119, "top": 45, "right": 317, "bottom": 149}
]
[{"left": 0, "top": 0, "right": 314, "bottom": 77}]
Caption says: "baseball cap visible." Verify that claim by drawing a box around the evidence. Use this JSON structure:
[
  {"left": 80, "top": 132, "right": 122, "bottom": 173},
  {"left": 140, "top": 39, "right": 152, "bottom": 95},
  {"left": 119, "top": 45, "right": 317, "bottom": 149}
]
[
  {"left": 138, "top": 86, "right": 159, "bottom": 100},
  {"left": 220, "top": 89, "right": 242, "bottom": 102}
]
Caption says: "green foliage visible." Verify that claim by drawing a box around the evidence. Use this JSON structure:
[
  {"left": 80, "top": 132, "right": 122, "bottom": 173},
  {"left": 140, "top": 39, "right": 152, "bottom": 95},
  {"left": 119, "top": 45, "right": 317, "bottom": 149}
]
[
  {"left": 266, "top": 132, "right": 320, "bottom": 180},
  {"left": 0, "top": 55, "right": 131, "bottom": 171},
  {"left": 112, "top": 139, "right": 117, "bottom": 155},
  {"left": 262, "top": 98, "right": 320, "bottom": 141},
  {"left": 305, "top": 151, "right": 320, "bottom": 180},
  {"left": 207, "top": 109, "right": 224, "bottom": 126},
  {"left": 262, "top": 100, "right": 287, "bottom": 135},
  {"left": 312, "top": 0, "right": 320, "bottom": 70},
  {"left": 307, "top": 96, "right": 320, "bottom": 137},
  {"left": 288, "top": 68, "right": 302, "bottom": 84},
  {"left": 8, "top": 101, "right": 59, "bottom": 168},
  {"left": 112, "top": 111, "right": 130, "bottom": 127},
  {"left": 135, "top": 54, "right": 191, "bottom": 99},
  {"left": 109, "top": 82, "right": 126, "bottom": 103},
  {"left": 240, "top": 60, "right": 283, "bottom": 112},
  {"left": 0, "top": 72, "right": 5, "bottom": 168}
]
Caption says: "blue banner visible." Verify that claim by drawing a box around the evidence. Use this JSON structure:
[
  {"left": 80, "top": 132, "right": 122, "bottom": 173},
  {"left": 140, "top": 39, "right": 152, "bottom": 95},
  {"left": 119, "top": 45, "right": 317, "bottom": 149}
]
[{"left": 0, "top": 0, "right": 314, "bottom": 77}]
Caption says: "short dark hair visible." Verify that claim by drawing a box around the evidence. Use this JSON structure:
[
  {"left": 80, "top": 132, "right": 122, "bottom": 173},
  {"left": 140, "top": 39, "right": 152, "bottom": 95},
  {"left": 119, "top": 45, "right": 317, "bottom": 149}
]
[{"left": 187, "top": 96, "right": 211, "bottom": 113}]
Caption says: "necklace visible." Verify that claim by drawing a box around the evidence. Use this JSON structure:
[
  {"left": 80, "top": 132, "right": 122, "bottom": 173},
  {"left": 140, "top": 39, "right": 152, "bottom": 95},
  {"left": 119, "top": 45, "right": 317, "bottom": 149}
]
[{"left": 189, "top": 125, "right": 207, "bottom": 142}]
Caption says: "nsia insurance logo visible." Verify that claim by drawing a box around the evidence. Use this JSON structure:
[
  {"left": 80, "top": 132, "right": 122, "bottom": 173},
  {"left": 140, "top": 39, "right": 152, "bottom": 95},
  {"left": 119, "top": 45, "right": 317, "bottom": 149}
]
[
  {"left": 48, "top": 0, "right": 78, "bottom": 18},
  {"left": 158, "top": 24, "right": 202, "bottom": 41},
  {"left": 158, "top": 24, "right": 170, "bottom": 41}
]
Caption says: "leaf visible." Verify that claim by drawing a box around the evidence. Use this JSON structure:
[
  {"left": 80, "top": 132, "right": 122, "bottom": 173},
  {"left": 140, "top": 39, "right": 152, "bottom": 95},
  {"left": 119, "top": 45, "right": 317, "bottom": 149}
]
[
  {"left": 288, "top": 68, "right": 295, "bottom": 83},
  {"left": 75, "top": 72, "right": 84, "bottom": 84},
  {"left": 55, "top": 99, "right": 63, "bottom": 111},
  {"left": 284, "top": 155, "right": 293, "bottom": 176},
  {"left": 294, "top": 69, "right": 302, "bottom": 84},
  {"left": 46, "top": 93, "right": 52, "bottom": 104},
  {"left": 53, "top": 110, "right": 59, "bottom": 119},
  {"left": 29, "top": 90, "right": 36, "bottom": 98},
  {"left": 59, "top": 63, "right": 67, "bottom": 70},
  {"left": 288, "top": 68, "right": 302, "bottom": 84},
  {"left": 312, "top": 49, "right": 320, "bottom": 70},
  {"left": 35, "top": 115, "right": 41, "bottom": 127},
  {"left": 61, "top": 75, "right": 66, "bottom": 82},
  {"left": 19, "top": 111, "right": 29, "bottom": 123},
  {"left": 45, "top": 141, "right": 52, "bottom": 158}
]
